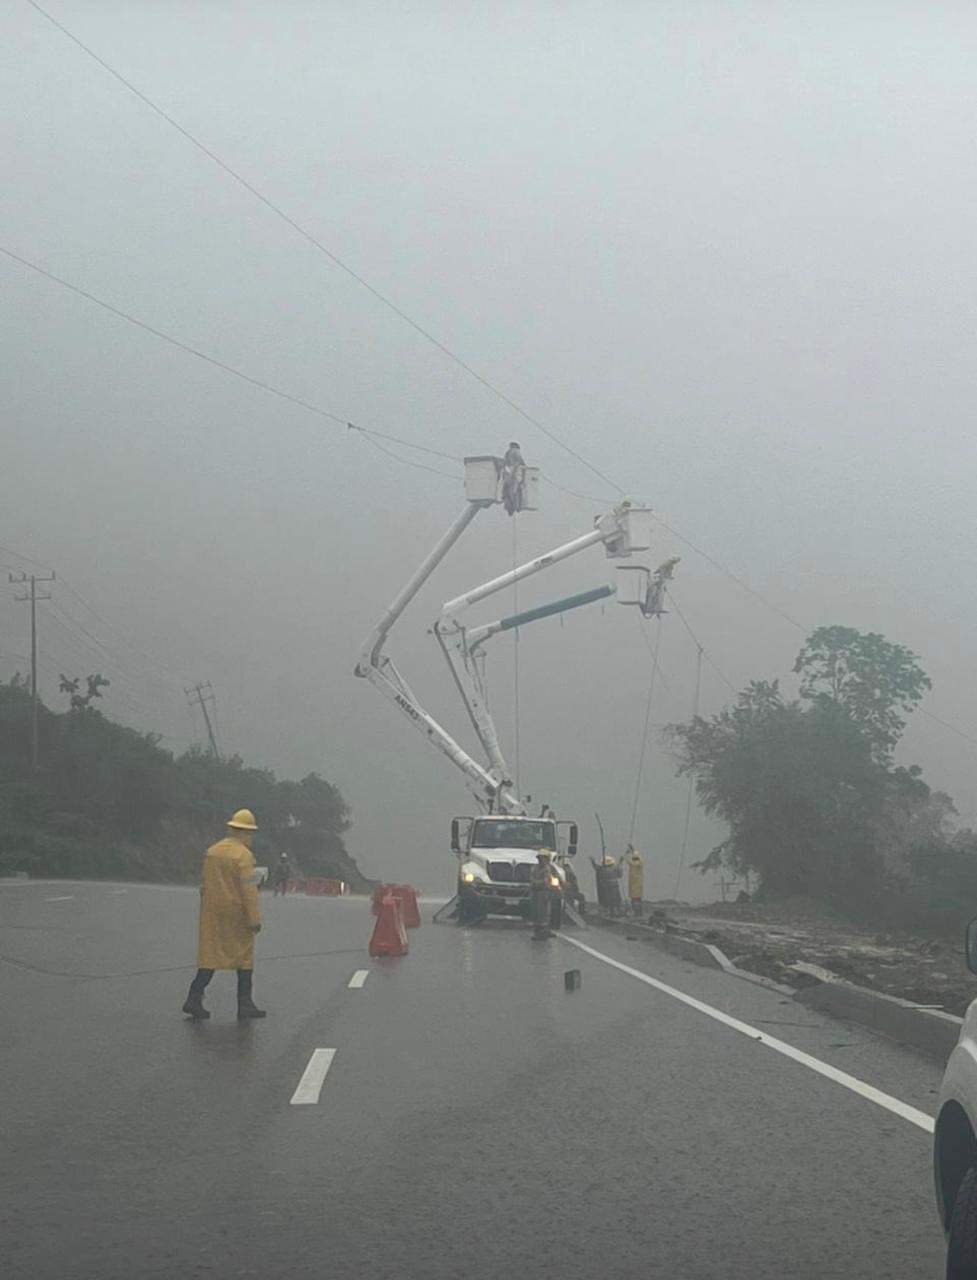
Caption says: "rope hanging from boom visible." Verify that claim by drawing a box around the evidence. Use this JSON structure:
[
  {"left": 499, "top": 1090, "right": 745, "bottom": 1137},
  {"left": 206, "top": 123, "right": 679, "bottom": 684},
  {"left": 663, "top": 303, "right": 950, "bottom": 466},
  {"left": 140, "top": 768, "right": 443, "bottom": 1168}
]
[
  {"left": 673, "top": 644, "right": 704, "bottom": 898},
  {"left": 628, "top": 613, "right": 664, "bottom": 845},
  {"left": 512, "top": 515, "right": 521, "bottom": 800}
]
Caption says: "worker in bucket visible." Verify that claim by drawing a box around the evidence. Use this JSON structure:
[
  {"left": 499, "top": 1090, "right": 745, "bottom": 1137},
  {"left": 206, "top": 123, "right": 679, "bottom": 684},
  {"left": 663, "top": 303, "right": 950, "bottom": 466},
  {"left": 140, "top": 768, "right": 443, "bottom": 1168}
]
[
  {"left": 501, "top": 441, "right": 526, "bottom": 515},
  {"left": 530, "top": 848, "right": 557, "bottom": 940},
  {"left": 622, "top": 844, "right": 645, "bottom": 917},
  {"left": 182, "top": 808, "right": 266, "bottom": 1021}
]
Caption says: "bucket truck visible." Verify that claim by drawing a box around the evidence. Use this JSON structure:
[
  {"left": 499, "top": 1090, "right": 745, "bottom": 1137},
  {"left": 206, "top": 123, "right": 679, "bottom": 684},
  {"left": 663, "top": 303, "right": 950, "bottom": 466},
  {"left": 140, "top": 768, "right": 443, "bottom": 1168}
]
[{"left": 354, "top": 451, "right": 666, "bottom": 923}]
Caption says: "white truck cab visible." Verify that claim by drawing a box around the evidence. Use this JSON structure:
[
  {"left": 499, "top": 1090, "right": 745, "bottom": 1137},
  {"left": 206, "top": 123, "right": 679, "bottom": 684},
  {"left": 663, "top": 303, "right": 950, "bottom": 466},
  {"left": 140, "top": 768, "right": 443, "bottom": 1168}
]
[
  {"left": 934, "top": 918, "right": 977, "bottom": 1277},
  {"left": 451, "top": 814, "right": 578, "bottom": 919}
]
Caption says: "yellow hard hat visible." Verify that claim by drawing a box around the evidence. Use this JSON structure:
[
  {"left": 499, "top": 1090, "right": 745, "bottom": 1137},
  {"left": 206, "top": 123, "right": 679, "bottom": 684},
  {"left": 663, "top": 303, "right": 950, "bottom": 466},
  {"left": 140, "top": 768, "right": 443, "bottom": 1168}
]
[
  {"left": 603, "top": 855, "right": 616, "bottom": 866},
  {"left": 537, "top": 848, "right": 552, "bottom": 860},
  {"left": 228, "top": 808, "right": 258, "bottom": 831}
]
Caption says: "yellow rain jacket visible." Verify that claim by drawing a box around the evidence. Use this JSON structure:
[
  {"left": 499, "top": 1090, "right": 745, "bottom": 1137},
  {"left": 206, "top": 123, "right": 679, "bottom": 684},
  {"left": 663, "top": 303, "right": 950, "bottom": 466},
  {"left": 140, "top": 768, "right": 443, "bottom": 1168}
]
[
  {"left": 624, "top": 850, "right": 645, "bottom": 900},
  {"left": 197, "top": 835, "right": 261, "bottom": 970}
]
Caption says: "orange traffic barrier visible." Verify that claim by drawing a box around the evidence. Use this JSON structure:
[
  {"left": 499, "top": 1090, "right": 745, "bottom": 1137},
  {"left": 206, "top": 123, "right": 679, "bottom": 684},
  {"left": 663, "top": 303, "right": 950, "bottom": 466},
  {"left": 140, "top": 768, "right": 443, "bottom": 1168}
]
[
  {"left": 371, "top": 883, "right": 391, "bottom": 915},
  {"left": 391, "top": 884, "right": 421, "bottom": 928},
  {"left": 369, "top": 894, "right": 408, "bottom": 957}
]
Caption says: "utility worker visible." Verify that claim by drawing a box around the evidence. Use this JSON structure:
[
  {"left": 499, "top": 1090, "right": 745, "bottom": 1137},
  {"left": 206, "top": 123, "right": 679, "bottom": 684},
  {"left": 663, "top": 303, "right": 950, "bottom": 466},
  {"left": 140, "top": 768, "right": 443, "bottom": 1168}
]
[
  {"left": 590, "top": 854, "right": 622, "bottom": 916},
  {"left": 182, "top": 808, "right": 265, "bottom": 1021},
  {"left": 562, "top": 859, "right": 585, "bottom": 914},
  {"left": 501, "top": 441, "right": 526, "bottom": 515},
  {"left": 603, "top": 855, "right": 623, "bottom": 916},
  {"left": 622, "top": 844, "right": 645, "bottom": 917},
  {"left": 530, "top": 849, "right": 557, "bottom": 940},
  {"left": 272, "top": 852, "right": 291, "bottom": 897}
]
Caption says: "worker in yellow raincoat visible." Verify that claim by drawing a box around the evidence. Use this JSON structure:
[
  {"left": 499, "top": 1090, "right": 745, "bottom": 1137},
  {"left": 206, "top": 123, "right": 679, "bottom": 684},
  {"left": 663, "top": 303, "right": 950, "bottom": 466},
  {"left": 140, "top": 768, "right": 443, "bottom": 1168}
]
[
  {"left": 182, "top": 809, "right": 265, "bottom": 1021},
  {"left": 622, "top": 843, "right": 645, "bottom": 917}
]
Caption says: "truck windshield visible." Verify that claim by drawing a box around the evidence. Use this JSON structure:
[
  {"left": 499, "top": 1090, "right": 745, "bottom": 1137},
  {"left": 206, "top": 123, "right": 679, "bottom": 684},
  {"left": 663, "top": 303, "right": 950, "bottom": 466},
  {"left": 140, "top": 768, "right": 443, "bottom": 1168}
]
[{"left": 472, "top": 820, "right": 554, "bottom": 850}]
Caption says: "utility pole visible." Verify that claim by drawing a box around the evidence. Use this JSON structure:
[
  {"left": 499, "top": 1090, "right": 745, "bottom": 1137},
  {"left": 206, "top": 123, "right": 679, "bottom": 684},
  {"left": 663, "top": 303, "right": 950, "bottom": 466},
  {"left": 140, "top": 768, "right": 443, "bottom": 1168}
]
[
  {"left": 10, "top": 570, "right": 56, "bottom": 771},
  {"left": 186, "top": 681, "right": 220, "bottom": 759}
]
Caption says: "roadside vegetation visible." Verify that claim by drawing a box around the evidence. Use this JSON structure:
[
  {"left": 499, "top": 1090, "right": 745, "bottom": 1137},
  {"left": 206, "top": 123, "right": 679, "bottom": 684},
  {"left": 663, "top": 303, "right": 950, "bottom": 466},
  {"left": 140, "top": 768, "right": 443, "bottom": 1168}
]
[
  {"left": 667, "top": 625, "right": 977, "bottom": 936},
  {"left": 0, "top": 675, "right": 366, "bottom": 887}
]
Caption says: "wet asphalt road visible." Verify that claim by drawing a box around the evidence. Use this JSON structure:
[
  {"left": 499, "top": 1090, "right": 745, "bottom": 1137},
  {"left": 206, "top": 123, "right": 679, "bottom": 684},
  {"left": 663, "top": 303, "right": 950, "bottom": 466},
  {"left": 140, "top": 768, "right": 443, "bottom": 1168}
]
[{"left": 0, "top": 880, "right": 949, "bottom": 1279}]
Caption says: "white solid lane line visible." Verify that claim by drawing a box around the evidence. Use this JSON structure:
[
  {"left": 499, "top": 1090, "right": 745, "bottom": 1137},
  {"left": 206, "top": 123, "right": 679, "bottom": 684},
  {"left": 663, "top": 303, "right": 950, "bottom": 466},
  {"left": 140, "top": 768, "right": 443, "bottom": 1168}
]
[
  {"left": 44, "top": 895, "right": 74, "bottom": 902},
  {"left": 348, "top": 970, "right": 369, "bottom": 989},
  {"left": 561, "top": 935, "right": 935, "bottom": 1135},
  {"left": 290, "top": 1049, "right": 337, "bottom": 1105}
]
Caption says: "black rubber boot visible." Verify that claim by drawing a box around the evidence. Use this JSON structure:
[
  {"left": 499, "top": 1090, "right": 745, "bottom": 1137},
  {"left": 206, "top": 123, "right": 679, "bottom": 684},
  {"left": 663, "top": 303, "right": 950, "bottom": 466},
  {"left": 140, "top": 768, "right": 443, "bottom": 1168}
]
[
  {"left": 182, "top": 992, "right": 210, "bottom": 1020},
  {"left": 236, "top": 969, "right": 265, "bottom": 1019}
]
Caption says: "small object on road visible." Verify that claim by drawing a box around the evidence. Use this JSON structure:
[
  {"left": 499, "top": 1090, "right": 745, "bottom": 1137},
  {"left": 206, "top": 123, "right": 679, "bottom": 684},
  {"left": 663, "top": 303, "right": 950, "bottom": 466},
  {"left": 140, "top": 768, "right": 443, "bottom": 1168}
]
[
  {"left": 182, "top": 808, "right": 266, "bottom": 1021},
  {"left": 564, "top": 969, "right": 581, "bottom": 991}
]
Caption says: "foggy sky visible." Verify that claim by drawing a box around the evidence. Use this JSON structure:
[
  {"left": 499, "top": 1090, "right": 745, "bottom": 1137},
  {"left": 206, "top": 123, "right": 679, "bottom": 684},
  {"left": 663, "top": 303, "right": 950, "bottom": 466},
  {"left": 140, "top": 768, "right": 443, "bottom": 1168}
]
[{"left": 4, "top": 2, "right": 977, "bottom": 894}]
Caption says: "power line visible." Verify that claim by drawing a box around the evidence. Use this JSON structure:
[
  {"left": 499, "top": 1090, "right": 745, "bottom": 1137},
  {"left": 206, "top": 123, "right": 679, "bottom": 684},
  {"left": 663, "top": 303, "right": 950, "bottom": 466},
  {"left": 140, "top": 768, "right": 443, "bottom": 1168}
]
[
  {"left": 43, "top": 606, "right": 163, "bottom": 719},
  {"left": 0, "top": 542, "right": 55, "bottom": 573},
  {"left": 0, "top": 244, "right": 500, "bottom": 482},
  {"left": 56, "top": 580, "right": 187, "bottom": 687},
  {"left": 651, "top": 515, "right": 806, "bottom": 633},
  {"left": 353, "top": 428, "right": 461, "bottom": 481},
  {"left": 664, "top": 588, "right": 738, "bottom": 695},
  {"left": 25, "top": 0, "right": 623, "bottom": 499},
  {"left": 1, "top": 243, "right": 352, "bottom": 423},
  {"left": 350, "top": 426, "right": 463, "bottom": 465}
]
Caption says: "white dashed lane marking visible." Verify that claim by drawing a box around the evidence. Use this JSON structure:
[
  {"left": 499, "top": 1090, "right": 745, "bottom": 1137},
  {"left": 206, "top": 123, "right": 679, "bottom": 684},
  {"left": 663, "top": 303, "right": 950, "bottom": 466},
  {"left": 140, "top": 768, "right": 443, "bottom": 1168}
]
[
  {"left": 290, "top": 1049, "right": 337, "bottom": 1105},
  {"left": 348, "top": 970, "right": 369, "bottom": 989},
  {"left": 561, "top": 935, "right": 935, "bottom": 1134}
]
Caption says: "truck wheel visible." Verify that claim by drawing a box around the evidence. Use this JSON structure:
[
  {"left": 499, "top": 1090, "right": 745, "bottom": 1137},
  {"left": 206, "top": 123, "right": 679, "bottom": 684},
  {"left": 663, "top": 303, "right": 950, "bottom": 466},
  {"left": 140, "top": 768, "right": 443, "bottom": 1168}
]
[{"left": 947, "top": 1165, "right": 977, "bottom": 1278}]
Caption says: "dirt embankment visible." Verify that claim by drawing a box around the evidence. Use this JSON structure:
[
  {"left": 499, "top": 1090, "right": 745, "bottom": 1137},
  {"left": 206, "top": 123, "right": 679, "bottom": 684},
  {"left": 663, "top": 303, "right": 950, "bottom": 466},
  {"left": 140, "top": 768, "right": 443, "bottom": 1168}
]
[{"left": 650, "top": 896, "right": 977, "bottom": 1017}]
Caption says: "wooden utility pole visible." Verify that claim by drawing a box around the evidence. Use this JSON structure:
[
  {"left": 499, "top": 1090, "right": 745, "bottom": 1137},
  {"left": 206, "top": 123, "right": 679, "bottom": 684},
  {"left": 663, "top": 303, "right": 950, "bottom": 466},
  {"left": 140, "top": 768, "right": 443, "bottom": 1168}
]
[
  {"left": 10, "top": 570, "right": 56, "bottom": 771},
  {"left": 186, "top": 681, "right": 221, "bottom": 759}
]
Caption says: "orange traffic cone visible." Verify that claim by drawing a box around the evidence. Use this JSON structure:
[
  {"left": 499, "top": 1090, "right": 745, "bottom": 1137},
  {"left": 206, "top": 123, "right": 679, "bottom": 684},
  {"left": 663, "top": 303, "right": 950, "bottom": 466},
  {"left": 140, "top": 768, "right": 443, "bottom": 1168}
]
[
  {"left": 371, "top": 883, "right": 390, "bottom": 916},
  {"left": 392, "top": 884, "right": 421, "bottom": 928},
  {"left": 369, "top": 894, "right": 409, "bottom": 957}
]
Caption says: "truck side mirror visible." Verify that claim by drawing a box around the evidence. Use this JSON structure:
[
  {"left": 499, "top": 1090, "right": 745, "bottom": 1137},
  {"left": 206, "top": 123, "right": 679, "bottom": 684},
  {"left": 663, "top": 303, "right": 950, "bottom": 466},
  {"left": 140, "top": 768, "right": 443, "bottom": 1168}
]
[
  {"left": 450, "top": 819, "right": 460, "bottom": 853},
  {"left": 966, "top": 917, "right": 977, "bottom": 975},
  {"left": 568, "top": 824, "right": 578, "bottom": 857}
]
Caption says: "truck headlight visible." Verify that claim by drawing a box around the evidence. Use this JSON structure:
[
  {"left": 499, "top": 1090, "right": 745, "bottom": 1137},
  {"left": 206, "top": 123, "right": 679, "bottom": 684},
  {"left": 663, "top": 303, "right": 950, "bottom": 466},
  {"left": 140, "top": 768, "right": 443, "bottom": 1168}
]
[{"left": 462, "top": 872, "right": 476, "bottom": 884}]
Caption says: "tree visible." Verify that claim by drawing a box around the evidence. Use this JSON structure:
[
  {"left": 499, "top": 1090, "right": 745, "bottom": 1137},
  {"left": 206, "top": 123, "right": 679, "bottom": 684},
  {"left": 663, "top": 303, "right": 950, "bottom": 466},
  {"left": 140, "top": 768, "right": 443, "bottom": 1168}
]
[
  {"left": 0, "top": 676, "right": 367, "bottom": 887},
  {"left": 667, "top": 679, "right": 885, "bottom": 903},
  {"left": 793, "top": 626, "right": 930, "bottom": 761},
  {"left": 59, "top": 672, "right": 111, "bottom": 712}
]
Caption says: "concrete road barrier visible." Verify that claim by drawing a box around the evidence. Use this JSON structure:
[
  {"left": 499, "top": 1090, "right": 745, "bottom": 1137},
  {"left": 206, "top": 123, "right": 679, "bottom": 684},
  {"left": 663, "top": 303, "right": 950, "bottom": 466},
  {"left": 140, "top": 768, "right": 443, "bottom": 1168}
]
[
  {"left": 585, "top": 910, "right": 964, "bottom": 1061},
  {"left": 795, "top": 976, "right": 962, "bottom": 1062}
]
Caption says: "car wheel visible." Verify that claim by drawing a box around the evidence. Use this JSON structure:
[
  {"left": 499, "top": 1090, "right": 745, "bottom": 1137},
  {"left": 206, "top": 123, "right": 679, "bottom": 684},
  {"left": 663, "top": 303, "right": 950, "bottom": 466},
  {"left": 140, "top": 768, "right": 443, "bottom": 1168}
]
[{"left": 948, "top": 1165, "right": 977, "bottom": 1279}]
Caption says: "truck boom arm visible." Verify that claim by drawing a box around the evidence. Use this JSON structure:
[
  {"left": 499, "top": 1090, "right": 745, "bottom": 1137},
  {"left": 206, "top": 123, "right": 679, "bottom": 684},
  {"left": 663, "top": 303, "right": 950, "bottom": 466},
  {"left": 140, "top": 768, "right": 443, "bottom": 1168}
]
[
  {"left": 354, "top": 498, "right": 522, "bottom": 813},
  {"left": 434, "top": 502, "right": 651, "bottom": 808}
]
